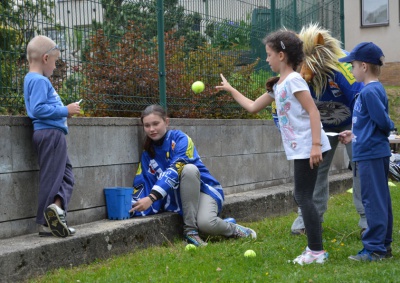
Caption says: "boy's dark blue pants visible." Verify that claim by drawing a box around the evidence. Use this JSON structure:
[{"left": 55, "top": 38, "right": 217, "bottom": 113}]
[
  {"left": 358, "top": 157, "right": 393, "bottom": 253},
  {"left": 33, "top": 129, "right": 75, "bottom": 225}
]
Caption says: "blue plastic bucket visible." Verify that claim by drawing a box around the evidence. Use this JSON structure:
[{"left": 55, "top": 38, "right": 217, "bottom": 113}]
[{"left": 104, "top": 187, "right": 133, "bottom": 220}]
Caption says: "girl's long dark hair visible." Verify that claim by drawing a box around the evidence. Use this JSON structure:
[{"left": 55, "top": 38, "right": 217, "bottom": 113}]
[
  {"left": 141, "top": 105, "right": 168, "bottom": 158},
  {"left": 263, "top": 29, "right": 304, "bottom": 71},
  {"left": 263, "top": 29, "right": 304, "bottom": 92}
]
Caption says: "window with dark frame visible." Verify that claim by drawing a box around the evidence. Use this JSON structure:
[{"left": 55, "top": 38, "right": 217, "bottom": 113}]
[{"left": 361, "top": 0, "right": 389, "bottom": 27}]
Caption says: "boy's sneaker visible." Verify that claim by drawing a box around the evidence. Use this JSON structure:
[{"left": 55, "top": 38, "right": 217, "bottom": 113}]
[
  {"left": 293, "top": 248, "right": 328, "bottom": 265},
  {"left": 185, "top": 231, "right": 207, "bottom": 247},
  {"left": 39, "top": 225, "right": 76, "bottom": 237},
  {"left": 44, "top": 204, "right": 70, "bottom": 238},
  {"left": 348, "top": 248, "right": 384, "bottom": 262},
  {"left": 233, "top": 224, "right": 257, "bottom": 239},
  {"left": 385, "top": 246, "right": 393, "bottom": 259}
]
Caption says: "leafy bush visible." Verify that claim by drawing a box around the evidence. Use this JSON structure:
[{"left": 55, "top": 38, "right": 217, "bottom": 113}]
[
  {"left": 92, "top": 0, "right": 207, "bottom": 52},
  {"left": 205, "top": 18, "right": 252, "bottom": 50},
  {"left": 0, "top": 25, "right": 20, "bottom": 97},
  {"left": 81, "top": 21, "right": 260, "bottom": 118},
  {"left": 2, "top": 0, "right": 56, "bottom": 53},
  {"left": 81, "top": 23, "right": 184, "bottom": 117}
]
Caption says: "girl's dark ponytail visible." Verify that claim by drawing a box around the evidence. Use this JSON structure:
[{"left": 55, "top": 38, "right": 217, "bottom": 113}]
[{"left": 266, "top": 76, "right": 280, "bottom": 92}]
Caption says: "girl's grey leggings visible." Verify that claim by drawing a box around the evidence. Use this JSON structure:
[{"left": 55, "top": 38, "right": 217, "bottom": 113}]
[{"left": 180, "top": 164, "right": 235, "bottom": 236}]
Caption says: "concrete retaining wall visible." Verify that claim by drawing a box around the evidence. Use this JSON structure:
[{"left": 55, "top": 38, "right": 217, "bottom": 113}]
[
  {"left": 0, "top": 116, "right": 350, "bottom": 239},
  {"left": 0, "top": 172, "right": 352, "bottom": 283}
]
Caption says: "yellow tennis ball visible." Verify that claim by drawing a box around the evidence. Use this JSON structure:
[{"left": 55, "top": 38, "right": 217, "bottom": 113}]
[
  {"left": 185, "top": 244, "right": 197, "bottom": 251},
  {"left": 244, "top": 249, "right": 256, "bottom": 258},
  {"left": 191, "top": 81, "right": 205, "bottom": 93}
]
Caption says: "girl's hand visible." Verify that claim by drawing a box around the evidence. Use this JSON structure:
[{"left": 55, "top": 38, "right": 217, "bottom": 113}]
[
  {"left": 215, "top": 74, "right": 233, "bottom": 92},
  {"left": 129, "top": 196, "right": 152, "bottom": 213},
  {"left": 338, "top": 130, "right": 353, "bottom": 145},
  {"left": 309, "top": 145, "right": 323, "bottom": 169}
]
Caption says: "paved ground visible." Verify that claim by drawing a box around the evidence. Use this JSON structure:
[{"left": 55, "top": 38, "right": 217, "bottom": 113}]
[{"left": 0, "top": 172, "right": 352, "bottom": 283}]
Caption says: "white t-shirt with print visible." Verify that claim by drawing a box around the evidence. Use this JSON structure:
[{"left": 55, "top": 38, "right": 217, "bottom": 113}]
[{"left": 269, "top": 72, "right": 330, "bottom": 160}]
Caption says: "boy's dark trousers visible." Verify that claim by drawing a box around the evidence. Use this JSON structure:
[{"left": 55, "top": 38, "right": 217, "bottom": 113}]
[
  {"left": 358, "top": 157, "right": 393, "bottom": 253},
  {"left": 33, "top": 128, "right": 75, "bottom": 225}
]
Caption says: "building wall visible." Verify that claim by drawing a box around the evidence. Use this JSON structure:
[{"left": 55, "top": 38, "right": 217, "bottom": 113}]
[
  {"left": 344, "top": 0, "right": 400, "bottom": 85},
  {"left": 380, "top": 62, "right": 400, "bottom": 85},
  {"left": 0, "top": 116, "right": 350, "bottom": 239}
]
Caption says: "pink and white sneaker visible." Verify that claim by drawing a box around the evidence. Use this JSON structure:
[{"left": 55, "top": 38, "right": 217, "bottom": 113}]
[{"left": 293, "top": 247, "right": 328, "bottom": 265}]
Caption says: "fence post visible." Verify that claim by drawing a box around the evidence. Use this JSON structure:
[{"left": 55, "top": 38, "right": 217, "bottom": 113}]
[
  {"left": 270, "top": 0, "right": 276, "bottom": 31},
  {"left": 293, "top": 0, "right": 297, "bottom": 31},
  {"left": 157, "top": 0, "right": 167, "bottom": 109},
  {"left": 340, "top": 0, "right": 345, "bottom": 48}
]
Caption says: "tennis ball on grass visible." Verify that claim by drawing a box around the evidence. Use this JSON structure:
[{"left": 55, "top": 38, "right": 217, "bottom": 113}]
[
  {"left": 244, "top": 249, "right": 256, "bottom": 258},
  {"left": 185, "top": 244, "right": 197, "bottom": 251},
  {"left": 191, "top": 81, "right": 205, "bottom": 93}
]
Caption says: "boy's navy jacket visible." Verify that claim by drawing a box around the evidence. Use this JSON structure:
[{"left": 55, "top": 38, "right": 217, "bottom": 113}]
[
  {"left": 131, "top": 130, "right": 224, "bottom": 216},
  {"left": 24, "top": 72, "right": 69, "bottom": 134},
  {"left": 352, "top": 82, "right": 394, "bottom": 161}
]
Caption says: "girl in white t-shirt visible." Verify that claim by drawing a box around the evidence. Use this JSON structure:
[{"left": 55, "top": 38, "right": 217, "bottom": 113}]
[{"left": 216, "top": 29, "right": 331, "bottom": 265}]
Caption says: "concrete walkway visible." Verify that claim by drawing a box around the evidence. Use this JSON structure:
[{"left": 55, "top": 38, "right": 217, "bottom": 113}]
[{"left": 0, "top": 172, "right": 352, "bottom": 283}]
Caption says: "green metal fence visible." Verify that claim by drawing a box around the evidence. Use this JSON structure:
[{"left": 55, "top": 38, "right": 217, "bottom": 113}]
[{"left": 0, "top": 0, "right": 343, "bottom": 118}]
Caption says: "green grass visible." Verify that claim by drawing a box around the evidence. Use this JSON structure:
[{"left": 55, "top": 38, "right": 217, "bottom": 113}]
[
  {"left": 386, "top": 86, "right": 400, "bottom": 130},
  {"left": 29, "top": 182, "right": 400, "bottom": 283}
]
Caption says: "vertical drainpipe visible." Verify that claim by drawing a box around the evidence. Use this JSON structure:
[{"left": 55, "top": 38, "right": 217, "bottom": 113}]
[{"left": 157, "top": 0, "right": 167, "bottom": 109}]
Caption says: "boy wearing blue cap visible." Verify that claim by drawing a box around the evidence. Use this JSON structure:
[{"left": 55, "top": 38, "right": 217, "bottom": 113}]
[{"left": 338, "top": 42, "right": 395, "bottom": 261}]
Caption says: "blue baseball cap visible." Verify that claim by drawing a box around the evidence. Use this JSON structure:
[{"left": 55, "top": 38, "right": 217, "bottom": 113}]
[{"left": 338, "top": 42, "right": 384, "bottom": 66}]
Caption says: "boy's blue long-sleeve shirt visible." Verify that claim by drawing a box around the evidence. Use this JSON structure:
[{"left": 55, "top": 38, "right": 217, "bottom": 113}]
[
  {"left": 24, "top": 72, "right": 69, "bottom": 134},
  {"left": 131, "top": 130, "right": 224, "bottom": 217},
  {"left": 352, "top": 82, "right": 394, "bottom": 161}
]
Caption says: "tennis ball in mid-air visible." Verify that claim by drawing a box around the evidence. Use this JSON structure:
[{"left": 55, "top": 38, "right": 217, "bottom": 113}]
[
  {"left": 244, "top": 249, "right": 256, "bottom": 258},
  {"left": 185, "top": 244, "right": 197, "bottom": 251},
  {"left": 191, "top": 81, "right": 205, "bottom": 93}
]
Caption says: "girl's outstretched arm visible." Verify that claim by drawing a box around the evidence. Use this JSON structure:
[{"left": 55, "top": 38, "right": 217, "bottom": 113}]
[{"left": 216, "top": 74, "right": 274, "bottom": 114}]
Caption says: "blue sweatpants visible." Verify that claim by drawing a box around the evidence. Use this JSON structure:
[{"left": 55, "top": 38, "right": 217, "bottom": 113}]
[
  {"left": 33, "top": 129, "right": 75, "bottom": 225},
  {"left": 358, "top": 157, "right": 393, "bottom": 253}
]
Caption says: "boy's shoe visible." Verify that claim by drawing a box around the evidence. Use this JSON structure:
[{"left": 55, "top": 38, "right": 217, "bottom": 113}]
[
  {"left": 348, "top": 248, "right": 384, "bottom": 262},
  {"left": 233, "top": 224, "right": 257, "bottom": 239},
  {"left": 38, "top": 225, "right": 76, "bottom": 237},
  {"left": 384, "top": 246, "right": 393, "bottom": 259},
  {"left": 44, "top": 204, "right": 70, "bottom": 238},
  {"left": 293, "top": 248, "right": 328, "bottom": 265},
  {"left": 185, "top": 231, "right": 207, "bottom": 247}
]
